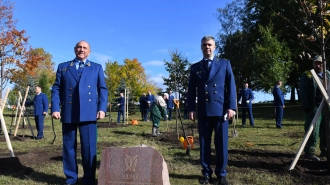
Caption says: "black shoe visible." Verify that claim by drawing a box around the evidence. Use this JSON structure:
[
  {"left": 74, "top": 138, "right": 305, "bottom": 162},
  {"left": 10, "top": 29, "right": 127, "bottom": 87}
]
[
  {"left": 199, "top": 175, "right": 211, "bottom": 184},
  {"left": 305, "top": 154, "right": 320, "bottom": 161},
  {"left": 36, "top": 136, "right": 44, "bottom": 140},
  {"left": 276, "top": 126, "right": 282, "bottom": 129},
  {"left": 216, "top": 176, "right": 228, "bottom": 185}
]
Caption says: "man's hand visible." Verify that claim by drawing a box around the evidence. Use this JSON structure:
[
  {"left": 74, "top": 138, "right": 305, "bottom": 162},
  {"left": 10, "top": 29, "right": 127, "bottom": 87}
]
[
  {"left": 52, "top": 112, "right": 61, "bottom": 119},
  {"left": 42, "top": 112, "right": 47, "bottom": 115},
  {"left": 226, "top": 109, "right": 235, "bottom": 120},
  {"left": 238, "top": 101, "right": 241, "bottom": 104},
  {"left": 97, "top": 111, "right": 105, "bottom": 120},
  {"left": 246, "top": 100, "right": 250, "bottom": 103},
  {"left": 189, "top": 111, "right": 196, "bottom": 121},
  {"left": 283, "top": 105, "right": 285, "bottom": 108},
  {"left": 117, "top": 103, "right": 120, "bottom": 106}
]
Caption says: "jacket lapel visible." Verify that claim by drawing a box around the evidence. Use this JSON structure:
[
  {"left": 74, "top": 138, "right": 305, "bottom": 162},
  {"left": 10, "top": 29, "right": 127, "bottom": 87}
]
[
  {"left": 68, "top": 60, "right": 79, "bottom": 82},
  {"left": 207, "top": 58, "right": 220, "bottom": 81}
]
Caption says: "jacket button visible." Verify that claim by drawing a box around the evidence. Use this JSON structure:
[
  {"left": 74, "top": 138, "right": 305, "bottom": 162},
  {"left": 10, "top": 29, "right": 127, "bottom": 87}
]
[
  {"left": 206, "top": 92, "right": 208, "bottom": 94},
  {"left": 206, "top": 99, "right": 208, "bottom": 101},
  {"left": 89, "top": 92, "right": 91, "bottom": 94},
  {"left": 69, "top": 94, "right": 72, "bottom": 97},
  {"left": 88, "top": 85, "right": 91, "bottom": 88},
  {"left": 205, "top": 85, "right": 208, "bottom": 87},
  {"left": 214, "top": 91, "right": 217, "bottom": 94},
  {"left": 89, "top": 99, "right": 91, "bottom": 102},
  {"left": 214, "top": 84, "right": 217, "bottom": 87},
  {"left": 69, "top": 88, "right": 72, "bottom": 90},
  {"left": 69, "top": 102, "right": 72, "bottom": 104}
]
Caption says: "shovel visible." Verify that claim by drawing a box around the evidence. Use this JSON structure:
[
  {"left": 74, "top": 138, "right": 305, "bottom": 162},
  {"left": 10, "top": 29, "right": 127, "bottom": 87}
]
[
  {"left": 231, "top": 112, "right": 238, "bottom": 137},
  {"left": 226, "top": 112, "right": 238, "bottom": 138}
]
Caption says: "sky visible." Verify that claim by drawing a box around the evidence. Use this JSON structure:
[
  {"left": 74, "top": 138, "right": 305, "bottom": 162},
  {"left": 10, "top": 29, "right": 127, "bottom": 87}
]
[{"left": 10, "top": 0, "right": 278, "bottom": 102}]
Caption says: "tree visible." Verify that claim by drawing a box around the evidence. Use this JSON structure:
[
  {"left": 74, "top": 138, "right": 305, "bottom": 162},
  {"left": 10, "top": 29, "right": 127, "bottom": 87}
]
[
  {"left": 0, "top": 0, "right": 30, "bottom": 98},
  {"left": 38, "top": 71, "right": 51, "bottom": 99},
  {"left": 162, "top": 50, "right": 191, "bottom": 98},
  {"left": 9, "top": 48, "right": 55, "bottom": 90},
  {"left": 104, "top": 58, "right": 158, "bottom": 103},
  {"left": 252, "top": 24, "right": 294, "bottom": 92}
]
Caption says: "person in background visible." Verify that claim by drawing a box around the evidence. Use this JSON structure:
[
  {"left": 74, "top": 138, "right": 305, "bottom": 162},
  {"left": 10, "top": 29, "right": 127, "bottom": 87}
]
[
  {"left": 182, "top": 89, "right": 189, "bottom": 120},
  {"left": 116, "top": 92, "right": 125, "bottom": 123},
  {"left": 145, "top": 90, "right": 155, "bottom": 122},
  {"left": 26, "top": 85, "right": 48, "bottom": 139},
  {"left": 188, "top": 35, "right": 236, "bottom": 185},
  {"left": 165, "top": 90, "right": 174, "bottom": 120},
  {"left": 150, "top": 95, "right": 167, "bottom": 137},
  {"left": 300, "top": 55, "right": 329, "bottom": 161},
  {"left": 139, "top": 93, "right": 147, "bottom": 121},
  {"left": 51, "top": 40, "right": 108, "bottom": 185},
  {"left": 238, "top": 83, "right": 255, "bottom": 127},
  {"left": 272, "top": 80, "right": 285, "bottom": 129}
]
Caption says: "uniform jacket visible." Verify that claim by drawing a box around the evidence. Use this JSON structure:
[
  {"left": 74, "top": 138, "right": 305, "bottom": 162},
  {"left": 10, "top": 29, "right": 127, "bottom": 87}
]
[
  {"left": 238, "top": 88, "right": 254, "bottom": 106},
  {"left": 272, "top": 85, "right": 284, "bottom": 107},
  {"left": 117, "top": 96, "right": 125, "bottom": 111},
  {"left": 187, "top": 58, "right": 236, "bottom": 117},
  {"left": 139, "top": 95, "right": 148, "bottom": 111},
  {"left": 166, "top": 94, "right": 174, "bottom": 109},
  {"left": 300, "top": 70, "right": 330, "bottom": 110},
  {"left": 51, "top": 59, "right": 108, "bottom": 123},
  {"left": 26, "top": 93, "right": 48, "bottom": 116},
  {"left": 146, "top": 94, "right": 155, "bottom": 105}
]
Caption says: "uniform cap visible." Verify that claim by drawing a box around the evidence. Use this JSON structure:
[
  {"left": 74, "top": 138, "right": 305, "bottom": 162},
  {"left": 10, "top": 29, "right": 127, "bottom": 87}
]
[{"left": 313, "top": 55, "right": 322, "bottom": 62}]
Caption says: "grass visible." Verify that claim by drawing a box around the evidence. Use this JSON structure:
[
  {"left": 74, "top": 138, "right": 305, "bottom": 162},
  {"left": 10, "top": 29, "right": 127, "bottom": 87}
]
[{"left": 0, "top": 102, "right": 327, "bottom": 185}]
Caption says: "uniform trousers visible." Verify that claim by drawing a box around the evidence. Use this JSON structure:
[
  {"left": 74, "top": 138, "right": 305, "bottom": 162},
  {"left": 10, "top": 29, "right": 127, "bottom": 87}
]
[
  {"left": 62, "top": 122, "right": 97, "bottom": 185},
  {"left": 198, "top": 116, "right": 228, "bottom": 177}
]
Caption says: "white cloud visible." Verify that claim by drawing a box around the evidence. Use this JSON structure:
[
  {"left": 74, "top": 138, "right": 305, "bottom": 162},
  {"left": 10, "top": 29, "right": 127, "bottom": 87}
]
[
  {"left": 144, "top": 60, "right": 164, "bottom": 66},
  {"left": 148, "top": 73, "right": 166, "bottom": 89},
  {"left": 90, "top": 52, "right": 113, "bottom": 69},
  {"left": 153, "top": 49, "right": 168, "bottom": 55}
]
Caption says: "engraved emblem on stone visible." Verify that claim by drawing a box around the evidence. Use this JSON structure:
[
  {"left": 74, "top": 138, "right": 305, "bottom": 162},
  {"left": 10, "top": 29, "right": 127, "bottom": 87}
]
[{"left": 125, "top": 154, "right": 137, "bottom": 171}]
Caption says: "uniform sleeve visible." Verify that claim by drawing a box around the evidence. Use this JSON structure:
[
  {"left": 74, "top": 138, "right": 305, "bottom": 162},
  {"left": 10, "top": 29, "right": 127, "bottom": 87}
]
[
  {"left": 225, "top": 60, "right": 237, "bottom": 111},
  {"left": 43, "top": 94, "right": 49, "bottom": 112},
  {"left": 51, "top": 65, "right": 62, "bottom": 112},
  {"left": 97, "top": 65, "right": 108, "bottom": 112},
  {"left": 188, "top": 65, "right": 197, "bottom": 112}
]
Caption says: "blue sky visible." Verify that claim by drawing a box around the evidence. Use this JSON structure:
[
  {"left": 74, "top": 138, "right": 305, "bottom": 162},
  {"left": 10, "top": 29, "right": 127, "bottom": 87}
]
[{"left": 10, "top": 0, "right": 278, "bottom": 102}]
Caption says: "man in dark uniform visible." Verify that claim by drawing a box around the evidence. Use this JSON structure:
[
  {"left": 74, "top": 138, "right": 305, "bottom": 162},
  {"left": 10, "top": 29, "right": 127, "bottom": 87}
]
[
  {"left": 182, "top": 89, "right": 188, "bottom": 119},
  {"left": 139, "top": 93, "right": 147, "bottom": 121},
  {"left": 238, "top": 83, "right": 255, "bottom": 127},
  {"left": 26, "top": 85, "right": 48, "bottom": 139},
  {"left": 300, "top": 55, "right": 329, "bottom": 161},
  {"left": 165, "top": 90, "right": 174, "bottom": 120},
  {"left": 144, "top": 90, "right": 155, "bottom": 122},
  {"left": 188, "top": 35, "right": 236, "bottom": 185},
  {"left": 272, "top": 80, "right": 285, "bottom": 129},
  {"left": 116, "top": 92, "right": 125, "bottom": 123},
  {"left": 52, "top": 40, "right": 108, "bottom": 185}
]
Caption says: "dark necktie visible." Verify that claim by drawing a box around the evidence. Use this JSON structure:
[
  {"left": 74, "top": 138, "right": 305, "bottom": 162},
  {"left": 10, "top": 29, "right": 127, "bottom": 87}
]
[
  {"left": 205, "top": 59, "right": 211, "bottom": 70},
  {"left": 77, "top": 61, "right": 84, "bottom": 76}
]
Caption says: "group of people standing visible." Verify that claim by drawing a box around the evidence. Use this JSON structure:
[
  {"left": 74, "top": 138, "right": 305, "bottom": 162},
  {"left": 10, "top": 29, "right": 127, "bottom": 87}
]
[{"left": 21, "top": 36, "right": 326, "bottom": 185}]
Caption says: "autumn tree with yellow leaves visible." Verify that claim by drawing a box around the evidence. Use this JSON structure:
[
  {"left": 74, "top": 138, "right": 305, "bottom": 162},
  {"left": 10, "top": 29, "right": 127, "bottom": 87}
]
[
  {"left": 104, "top": 58, "right": 158, "bottom": 104},
  {"left": 9, "top": 48, "right": 55, "bottom": 92}
]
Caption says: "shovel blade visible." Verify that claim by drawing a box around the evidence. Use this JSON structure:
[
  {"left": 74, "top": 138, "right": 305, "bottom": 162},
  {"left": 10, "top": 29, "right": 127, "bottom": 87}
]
[{"left": 231, "top": 130, "right": 238, "bottom": 137}]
